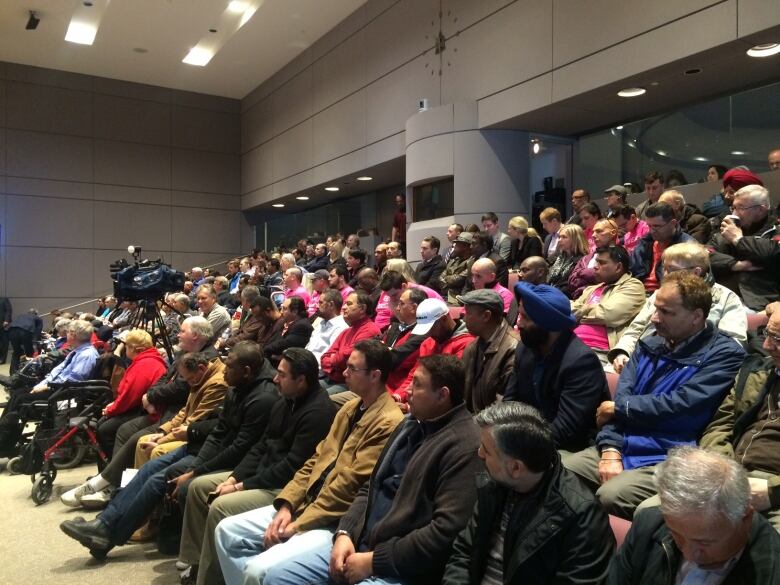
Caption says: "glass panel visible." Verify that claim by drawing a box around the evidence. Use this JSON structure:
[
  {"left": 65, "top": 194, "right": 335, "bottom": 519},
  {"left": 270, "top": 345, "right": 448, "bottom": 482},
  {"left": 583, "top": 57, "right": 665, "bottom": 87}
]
[{"left": 412, "top": 178, "right": 454, "bottom": 222}]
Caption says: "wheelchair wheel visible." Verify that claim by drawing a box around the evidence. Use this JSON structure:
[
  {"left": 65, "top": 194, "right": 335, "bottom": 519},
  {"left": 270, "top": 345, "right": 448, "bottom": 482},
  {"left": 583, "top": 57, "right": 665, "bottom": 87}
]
[
  {"left": 52, "top": 434, "right": 88, "bottom": 470},
  {"left": 31, "top": 474, "right": 54, "bottom": 505},
  {"left": 6, "top": 456, "right": 23, "bottom": 475}
]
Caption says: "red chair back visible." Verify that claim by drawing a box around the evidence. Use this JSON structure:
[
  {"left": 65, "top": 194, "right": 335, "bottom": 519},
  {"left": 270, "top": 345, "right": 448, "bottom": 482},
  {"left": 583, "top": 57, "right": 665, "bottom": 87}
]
[
  {"left": 609, "top": 515, "right": 632, "bottom": 550},
  {"left": 606, "top": 371, "right": 620, "bottom": 399}
]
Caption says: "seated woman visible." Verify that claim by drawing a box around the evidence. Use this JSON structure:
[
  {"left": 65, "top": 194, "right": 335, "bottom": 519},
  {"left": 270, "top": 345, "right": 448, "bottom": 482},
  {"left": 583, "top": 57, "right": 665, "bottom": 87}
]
[
  {"left": 507, "top": 216, "right": 543, "bottom": 270},
  {"left": 96, "top": 329, "right": 167, "bottom": 457},
  {"left": 547, "top": 224, "right": 588, "bottom": 298},
  {"left": 262, "top": 297, "right": 313, "bottom": 365},
  {"left": 578, "top": 202, "right": 602, "bottom": 251}
]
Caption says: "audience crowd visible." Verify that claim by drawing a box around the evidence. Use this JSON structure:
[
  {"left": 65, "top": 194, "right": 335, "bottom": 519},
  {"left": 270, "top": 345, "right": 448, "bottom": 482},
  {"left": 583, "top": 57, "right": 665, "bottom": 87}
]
[{"left": 2, "top": 158, "right": 780, "bottom": 584}]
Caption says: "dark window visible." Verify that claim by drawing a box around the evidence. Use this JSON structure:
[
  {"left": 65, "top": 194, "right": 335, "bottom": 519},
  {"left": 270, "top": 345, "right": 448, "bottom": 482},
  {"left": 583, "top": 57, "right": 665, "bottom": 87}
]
[{"left": 413, "top": 178, "right": 454, "bottom": 222}]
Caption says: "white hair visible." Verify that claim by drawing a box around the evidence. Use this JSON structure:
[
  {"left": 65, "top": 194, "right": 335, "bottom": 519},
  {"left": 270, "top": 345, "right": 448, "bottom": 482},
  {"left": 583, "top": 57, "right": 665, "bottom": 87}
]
[{"left": 734, "top": 184, "right": 770, "bottom": 207}]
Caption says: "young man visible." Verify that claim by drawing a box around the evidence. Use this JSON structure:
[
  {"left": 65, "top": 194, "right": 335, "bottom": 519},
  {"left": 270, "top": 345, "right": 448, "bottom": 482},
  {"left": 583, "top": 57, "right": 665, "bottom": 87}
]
[
  {"left": 481, "top": 212, "right": 511, "bottom": 263},
  {"left": 634, "top": 170, "right": 665, "bottom": 220},
  {"left": 414, "top": 236, "right": 445, "bottom": 292}
]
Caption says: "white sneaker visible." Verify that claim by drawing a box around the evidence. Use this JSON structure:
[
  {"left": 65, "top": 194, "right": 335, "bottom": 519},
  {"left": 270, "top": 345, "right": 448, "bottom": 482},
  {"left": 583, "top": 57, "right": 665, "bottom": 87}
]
[
  {"left": 60, "top": 482, "right": 95, "bottom": 508},
  {"left": 80, "top": 486, "right": 115, "bottom": 510},
  {"left": 175, "top": 561, "right": 190, "bottom": 571}
]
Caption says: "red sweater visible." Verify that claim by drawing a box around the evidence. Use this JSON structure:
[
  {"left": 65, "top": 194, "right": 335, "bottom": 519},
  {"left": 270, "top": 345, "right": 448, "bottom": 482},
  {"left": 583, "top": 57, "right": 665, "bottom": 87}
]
[
  {"left": 320, "top": 316, "right": 381, "bottom": 383},
  {"left": 104, "top": 347, "right": 167, "bottom": 417}
]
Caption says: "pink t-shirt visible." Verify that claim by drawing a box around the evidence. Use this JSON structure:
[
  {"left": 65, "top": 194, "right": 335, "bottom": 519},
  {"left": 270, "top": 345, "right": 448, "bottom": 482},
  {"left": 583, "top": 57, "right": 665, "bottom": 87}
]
[
  {"left": 285, "top": 285, "right": 311, "bottom": 308},
  {"left": 491, "top": 282, "right": 513, "bottom": 314},
  {"left": 307, "top": 290, "right": 321, "bottom": 317},
  {"left": 573, "top": 285, "right": 610, "bottom": 350},
  {"left": 339, "top": 286, "right": 355, "bottom": 302},
  {"left": 622, "top": 220, "right": 650, "bottom": 254}
]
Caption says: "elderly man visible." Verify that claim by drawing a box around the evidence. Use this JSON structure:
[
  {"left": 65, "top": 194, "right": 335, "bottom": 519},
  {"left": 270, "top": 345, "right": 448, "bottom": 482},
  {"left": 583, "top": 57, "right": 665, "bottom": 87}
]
[
  {"left": 699, "top": 308, "right": 780, "bottom": 532},
  {"left": 460, "top": 289, "right": 518, "bottom": 413},
  {"left": 610, "top": 241, "right": 747, "bottom": 374},
  {"left": 709, "top": 167, "right": 765, "bottom": 231},
  {"left": 382, "top": 288, "right": 428, "bottom": 405},
  {"left": 469, "top": 258, "right": 513, "bottom": 315},
  {"left": 563, "top": 272, "right": 745, "bottom": 519},
  {"left": 570, "top": 246, "right": 645, "bottom": 365},
  {"left": 303, "top": 243, "right": 328, "bottom": 272},
  {"left": 195, "top": 283, "right": 231, "bottom": 342},
  {"left": 443, "top": 402, "right": 614, "bottom": 585},
  {"left": 630, "top": 202, "right": 694, "bottom": 293},
  {"left": 635, "top": 170, "right": 665, "bottom": 220},
  {"left": 215, "top": 341, "right": 404, "bottom": 585},
  {"left": 440, "top": 231, "right": 473, "bottom": 304},
  {"left": 481, "top": 212, "right": 511, "bottom": 262},
  {"left": 516, "top": 255, "right": 548, "bottom": 285},
  {"left": 264, "top": 354, "right": 482, "bottom": 585},
  {"left": 709, "top": 184, "right": 780, "bottom": 311},
  {"left": 608, "top": 447, "right": 780, "bottom": 584},
  {"left": 658, "top": 189, "right": 711, "bottom": 243},
  {"left": 505, "top": 283, "right": 608, "bottom": 452},
  {"left": 604, "top": 184, "right": 629, "bottom": 216},
  {"left": 414, "top": 236, "right": 446, "bottom": 292}
]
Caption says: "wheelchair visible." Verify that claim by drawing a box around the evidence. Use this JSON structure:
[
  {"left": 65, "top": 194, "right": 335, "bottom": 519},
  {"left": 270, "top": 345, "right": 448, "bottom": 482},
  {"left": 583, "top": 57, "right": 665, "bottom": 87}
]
[{"left": 6, "top": 380, "right": 113, "bottom": 504}]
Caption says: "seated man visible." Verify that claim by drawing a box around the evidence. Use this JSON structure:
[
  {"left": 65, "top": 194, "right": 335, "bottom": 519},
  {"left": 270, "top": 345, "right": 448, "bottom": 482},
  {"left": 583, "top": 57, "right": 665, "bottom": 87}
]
[
  {"left": 468, "top": 258, "right": 513, "bottom": 314},
  {"left": 709, "top": 184, "right": 780, "bottom": 312},
  {"left": 354, "top": 267, "right": 382, "bottom": 308},
  {"left": 282, "top": 267, "right": 311, "bottom": 307},
  {"left": 264, "top": 354, "right": 482, "bottom": 585},
  {"left": 214, "top": 340, "right": 404, "bottom": 585},
  {"left": 658, "top": 189, "right": 711, "bottom": 243},
  {"left": 374, "top": 269, "right": 444, "bottom": 330},
  {"left": 568, "top": 218, "right": 619, "bottom": 299},
  {"left": 570, "top": 246, "right": 645, "bottom": 366},
  {"left": 630, "top": 202, "right": 694, "bottom": 294},
  {"left": 610, "top": 242, "right": 747, "bottom": 374},
  {"left": 195, "top": 283, "right": 231, "bottom": 342},
  {"left": 612, "top": 204, "right": 648, "bottom": 254},
  {"left": 463, "top": 232, "right": 509, "bottom": 291},
  {"left": 383, "top": 287, "right": 428, "bottom": 405},
  {"left": 699, "top": 308, "right": 780, "bottom": 532},
  {"left": 177, "top": 348, "right": 337, "bottom": 585},
  {"left": 439, "top": 231, "right": 472, "bottom": 304},
  {"left": 303, "top": 243, "right": 329, "bottom": 273},
  {"left": 608, "top": 447, "right": 780, "bottom": 584},
  {"left": 443, "top": 402, "right": 614, "bottom": 584},
  {"left": 222, "top": 288, "right": 265, "bottom": 350},
  {"left": 327, "top": 264, "right": 354, "bottom": 302},
  {"left": 320, "top": 292, "right": 381, "bottom": 395},
  {"left": 346, "top": 248, "right": 368, "bottom": 287},
  {"left": 262, "top": 297, "right": 313, "bottom": 364},
  {"left": 515, "top": 255, "right": 548, "bottom": 285},
  {"left": 305, "top": 269, "right": 330, "bottom": 317},
  {"left": 460, "top": 289, "right": 518, "bottom": 413},
  {"left": 563, "top": 272, "right": 745, "bottom": 519},
  {"left": 304, "top": 290, "right": 348, "bottom": 366},
  {"left": 504, "top": 283, "right": 607, "bottom": 451},
  {"left": 414, "top": 235, "right": 446, "bottom": 292},
  {"left": 59, "top": 342, "right": 275, "bottom": 559}
]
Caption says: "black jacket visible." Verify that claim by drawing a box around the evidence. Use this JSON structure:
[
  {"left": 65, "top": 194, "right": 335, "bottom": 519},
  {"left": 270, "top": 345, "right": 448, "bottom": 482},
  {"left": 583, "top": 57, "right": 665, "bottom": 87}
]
[
  {"left": 263, "top": 317, "right": 313, "bottom": 358},
  {"left": 504, "top": 330, "right": 609, "bottom": 452},
  {"left": 443, "top": 459, "right": 614, "bottom": 585},
  {"left": 0, "top": 297, "right": 12, "bottom": 324},
  {"left": 607, "top": 507, "right": 780, "bottom": 585},
  {"left": 338, "top": 405, "right": 482, "bottom": 585},
  {"left": 231, "top": 383, "right": 337, "bottom": 490},
  {"left": 414, "top": 255, "right": 446, "bottom": 292},
  {"left": 630, "top": 229, "right": 694, "bottom": 284},
  {"left": 708, "top": 214, "right": 780, "bottom": 311},
  {"left": 304, "top": 255, "right": 329, "bottom": 272},
  {"left": 190, "top": 360, "right": 280, "bottom": 476},
  {"left": 509, "top": 236, "right": 543, "bottom": 269}
]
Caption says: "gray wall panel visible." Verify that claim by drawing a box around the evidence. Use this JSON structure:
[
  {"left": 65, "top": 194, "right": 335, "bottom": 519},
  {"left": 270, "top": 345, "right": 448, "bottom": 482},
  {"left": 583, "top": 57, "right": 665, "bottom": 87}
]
[
  {"left": 6, "top": 129, "right": 93, "bottom": 182},
  {"left": 5, "top": 195, "right": 94, "bottom": 248},
  {"left": 6, "top": 247, "right": 94, "bottom": 298},
  {"left": 93, "top": 94, "right": 171, "bottom": 145},
  {"left": 312, "top": 91, "right": 366, "bottom": 165},
  {"left": 272, "top": 119, "right": 313, "bottom": 180},
  {"left": 94, "top": 139, "right": 171, "bottom": 189},
  {"left": 312, "top": 29, "right": 367, "bottom": 113},
  {"left": 94, "top": 184, "right": 172, "bottom": 206},
  {"left": 5, "top": 81, "right": 93, "bottom": 137},
  {"left": 5, "top": 177, "right": 94, "bottom": 201},
  {"left": 172, "top": 106, "right": 240, "bottom": 154},
  {"left": 242, "top": 143, "right": 273, "bottom": 193},
  {"left": 171, "top": 207, "right": 241, "bottom": 254},
  {"left": 93, "top": 201, "right": 172, "bottom": 251},
  {"left": 272, "top": 68, "right": 313, "bottom": 135},
  {"left": 172, "top": 149, "right": 240, "bottom": 195},
  {"left": 241, "top": 96, "right": 273, "bottom": 152}
]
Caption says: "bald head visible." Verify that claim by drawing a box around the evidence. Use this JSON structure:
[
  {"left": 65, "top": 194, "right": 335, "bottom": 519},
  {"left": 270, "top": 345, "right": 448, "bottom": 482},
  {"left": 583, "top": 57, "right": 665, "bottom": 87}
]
[
  {"left": 518, "top": 256, "right": 548, "bottom": 285},
  {"left": 471, "top": 258, "right": 497, "bottom": 290},
  {"left": 659, "top": 190, "right": 685, "bottom": 216},
  {"left": 768, "top": 148, "right": 780, "bottom": 171}
]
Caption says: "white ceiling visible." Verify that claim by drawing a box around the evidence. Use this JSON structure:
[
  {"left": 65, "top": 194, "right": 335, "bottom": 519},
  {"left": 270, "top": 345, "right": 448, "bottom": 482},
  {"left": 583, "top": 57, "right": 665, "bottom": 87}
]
[{"left": 0, "top": 0, "right": 366, "bottom": 99}]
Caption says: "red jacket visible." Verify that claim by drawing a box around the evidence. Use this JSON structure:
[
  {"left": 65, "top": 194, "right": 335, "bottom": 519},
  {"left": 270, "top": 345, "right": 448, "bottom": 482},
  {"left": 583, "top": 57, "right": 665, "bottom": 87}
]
[
  {"left": 396, "top": 320, "right": 475, "bottom": 397},
  {"left": 104, "top": 347, "right": 167, "bottom": 417},
  {"left": 320, "top": 316, "right": 381, "bottom": 383},
  {"left": 385, "top": 328, "right": 423, "bottom": 401}
]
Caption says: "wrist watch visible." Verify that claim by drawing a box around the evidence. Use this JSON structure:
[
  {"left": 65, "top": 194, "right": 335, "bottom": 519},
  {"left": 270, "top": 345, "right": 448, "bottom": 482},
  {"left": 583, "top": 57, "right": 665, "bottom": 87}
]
[{"left": 332, "top": 530, "right": 351, "bottom": 543}]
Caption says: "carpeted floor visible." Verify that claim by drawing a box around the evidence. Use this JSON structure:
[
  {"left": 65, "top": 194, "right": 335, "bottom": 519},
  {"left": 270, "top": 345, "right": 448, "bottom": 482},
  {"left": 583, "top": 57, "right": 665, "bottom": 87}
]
[{"left": 0, "top": 362, "right": 181, "bottom": 585}]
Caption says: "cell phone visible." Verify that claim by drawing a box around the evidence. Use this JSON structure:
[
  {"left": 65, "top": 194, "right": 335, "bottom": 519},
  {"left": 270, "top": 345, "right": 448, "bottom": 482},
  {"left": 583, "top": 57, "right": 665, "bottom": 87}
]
[{"left": 206, "top": 491, "right": 219, "bottom": 506}]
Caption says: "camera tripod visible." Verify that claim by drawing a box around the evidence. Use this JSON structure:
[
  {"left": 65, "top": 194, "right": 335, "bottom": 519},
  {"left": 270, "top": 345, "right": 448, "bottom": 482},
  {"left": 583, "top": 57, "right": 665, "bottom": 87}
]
[{"left": 129, "top": 299, "right": 181, "bottom": 361}]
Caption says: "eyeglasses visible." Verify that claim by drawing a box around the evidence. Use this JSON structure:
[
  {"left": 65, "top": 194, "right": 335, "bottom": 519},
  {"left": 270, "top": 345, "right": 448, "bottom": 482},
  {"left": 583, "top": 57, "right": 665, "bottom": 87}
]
[
  {"left": 765, "top": 331, "right": 780, "bottom": 345},
  {"left": 731, "top": 204, "right": 763, "bottom": 212},
  {"left": 647, "top": 222, "right": 671, "bottom": 232},
  {"left": 345, "top": 365, "right": 371, "bottom": 373}
]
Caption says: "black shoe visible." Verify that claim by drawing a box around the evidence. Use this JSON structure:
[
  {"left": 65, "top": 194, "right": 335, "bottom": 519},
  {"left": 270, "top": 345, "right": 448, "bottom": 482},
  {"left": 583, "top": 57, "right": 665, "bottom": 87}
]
[{"left": 60, "top": 518, "right": 113, "bottom": 553}]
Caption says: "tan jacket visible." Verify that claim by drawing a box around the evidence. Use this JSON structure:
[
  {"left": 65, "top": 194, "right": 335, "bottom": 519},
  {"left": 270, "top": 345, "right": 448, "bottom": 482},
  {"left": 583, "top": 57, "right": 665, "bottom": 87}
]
[
  {"left": 158, "top": 358, "right": 227, "bottom": 443},
  {"left": 462, "top": 320, "right": 518, "bottom": 413},
  {"left": 275, "top": 390, "right": 404, "bottom": 532},
  {"left": 570, "top": 272, "right": 645, "bottom": 349}
]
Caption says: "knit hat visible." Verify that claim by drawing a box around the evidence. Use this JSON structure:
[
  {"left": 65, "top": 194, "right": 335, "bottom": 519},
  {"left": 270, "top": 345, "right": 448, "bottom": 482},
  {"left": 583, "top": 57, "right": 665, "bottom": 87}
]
[
  {"left": 722, "top": 168, "right": 763, "bottom": 191},
  {"left": 514, "top": 282, "right": 576, "bottom": 331},
  {"left": 412, "top": 298, "right": 449, "bottom": 335}
]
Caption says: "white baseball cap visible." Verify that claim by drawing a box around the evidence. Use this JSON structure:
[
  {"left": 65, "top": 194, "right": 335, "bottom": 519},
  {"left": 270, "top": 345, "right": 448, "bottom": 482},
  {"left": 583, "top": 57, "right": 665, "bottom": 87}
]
[{"left": 411, "top": 298, "right": 449, "bottom": 335}]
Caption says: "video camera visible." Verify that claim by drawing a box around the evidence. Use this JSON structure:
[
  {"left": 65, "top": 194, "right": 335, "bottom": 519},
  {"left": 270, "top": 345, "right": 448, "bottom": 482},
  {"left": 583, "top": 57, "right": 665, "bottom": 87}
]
[{"left": 110, "top": 246, "right": 185, "bottom": 302}]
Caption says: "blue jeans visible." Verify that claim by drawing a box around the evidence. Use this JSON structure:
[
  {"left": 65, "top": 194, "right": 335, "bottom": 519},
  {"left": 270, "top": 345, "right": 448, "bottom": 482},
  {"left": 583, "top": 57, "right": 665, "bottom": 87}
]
[
  {"left": 263, "top": 540, "right": 406, "bottom": 585},
  {"left": 98, "top": 445, "right": 196, "bottom": 545}
]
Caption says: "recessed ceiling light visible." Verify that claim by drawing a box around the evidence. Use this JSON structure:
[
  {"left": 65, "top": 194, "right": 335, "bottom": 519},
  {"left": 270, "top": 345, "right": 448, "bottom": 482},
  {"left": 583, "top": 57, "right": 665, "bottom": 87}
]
[
  {"left": 657, "top": 150, "right": 667, "bottom": 156},
  {"left": 694, "top": 156, "right": 708, "bottom": 162},
  {"left": 183, "top": 47, "right": 214, "bottom": 66},
  {"left": 296, "top": 196, "right": 309, "bottom": 200},
  {"left": 627, "top": 140, "right": 636, "bottom": 148},
  {"left": 617, "top": 87, "right": 646, "bottom": 98},
  {"left": 272, "top": 203, "right": 285, "bottom": 208},
  {"left": 356, "top": 176, "right": 373, "bottom": 181},
  {"left": 325, "top": 186, "right": 339, "bottom": 192},
  {"left": 747, "top": 43, "right": 780, "bottom": 58},
  {"left": 228, "top": 0, "right": 249, "bottom": 13},
  {"left": 65, "top": 21, "right": 97, "bottom": 45},
  {"left": 730, "top": 150, "right": 747, "bottom": 156},
  {"left": 615, "top": 125, "right": 624, "bottom": 130}
]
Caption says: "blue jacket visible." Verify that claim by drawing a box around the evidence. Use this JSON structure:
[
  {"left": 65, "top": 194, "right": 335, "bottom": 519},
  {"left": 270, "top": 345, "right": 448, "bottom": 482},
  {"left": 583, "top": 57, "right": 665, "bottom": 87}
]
[
  {"left": 597, "top": 323, "right": 744, "bottom": 469},
  {"left": 629, "top": 229, "right": 694, "bottom": 284}
]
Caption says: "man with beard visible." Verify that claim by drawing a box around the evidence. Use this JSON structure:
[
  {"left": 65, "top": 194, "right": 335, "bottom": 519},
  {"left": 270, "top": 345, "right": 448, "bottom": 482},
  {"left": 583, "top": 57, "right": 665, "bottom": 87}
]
[{"left": 504, "top": 283, "right": 608, "bottom": 452}]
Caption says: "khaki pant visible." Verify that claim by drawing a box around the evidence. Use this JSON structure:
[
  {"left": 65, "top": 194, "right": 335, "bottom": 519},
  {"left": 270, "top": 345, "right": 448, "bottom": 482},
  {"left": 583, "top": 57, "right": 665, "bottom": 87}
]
[
  {"left": 329, "top": 390, "right": 358, "bottom": 408},
  {"left": 560, "top": 446, "right": 658, "bottom": 520},
  {"left": 179, "top": 471, "right": 279, "bottom": 585},
  {"left": 134, "top": 433, "right": 186, "bottom": 467}
]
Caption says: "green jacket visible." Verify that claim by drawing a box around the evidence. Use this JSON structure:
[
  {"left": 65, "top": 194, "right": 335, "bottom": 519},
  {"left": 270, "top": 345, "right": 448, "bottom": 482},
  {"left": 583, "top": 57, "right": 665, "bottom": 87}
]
[{"left": 700, "top": 356, "right": 780, "bottom": 508}]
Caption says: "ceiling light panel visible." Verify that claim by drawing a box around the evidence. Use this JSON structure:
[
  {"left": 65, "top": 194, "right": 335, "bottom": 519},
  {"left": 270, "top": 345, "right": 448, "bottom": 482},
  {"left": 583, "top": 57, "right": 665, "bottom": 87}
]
[
  {"left": 746, "top": 43, "right": 780, "bottom": 58},
  {"left": 65, "top": 0, "right": 110, "bottom": 46},
  {"left": 182, "top": 0, "right": 263, "bottom": 66}
]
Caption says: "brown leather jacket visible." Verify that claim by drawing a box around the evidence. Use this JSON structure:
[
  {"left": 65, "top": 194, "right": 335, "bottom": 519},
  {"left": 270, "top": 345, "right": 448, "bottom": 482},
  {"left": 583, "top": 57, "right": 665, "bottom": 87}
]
[{"left": 462, "top": 319, "right": 519, "bottom": 413}]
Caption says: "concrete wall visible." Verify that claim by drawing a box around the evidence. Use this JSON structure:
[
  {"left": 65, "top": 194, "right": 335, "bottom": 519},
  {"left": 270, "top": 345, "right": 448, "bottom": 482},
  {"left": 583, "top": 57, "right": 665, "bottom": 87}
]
[
  {"left": 0, "top": 61, "right": 247, "bottom": 316},
  {"left": 240, "top": 0, "right": 780, "bottom": 212}
]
